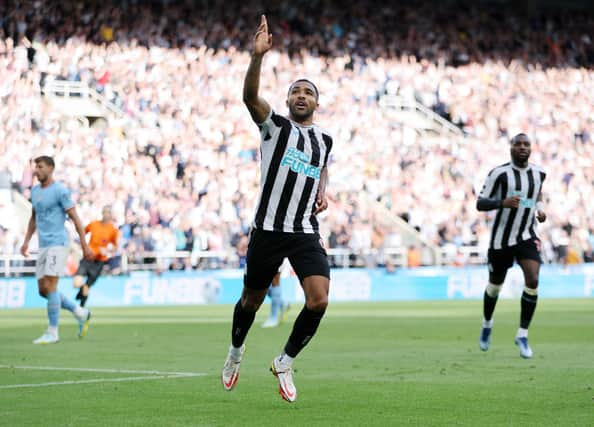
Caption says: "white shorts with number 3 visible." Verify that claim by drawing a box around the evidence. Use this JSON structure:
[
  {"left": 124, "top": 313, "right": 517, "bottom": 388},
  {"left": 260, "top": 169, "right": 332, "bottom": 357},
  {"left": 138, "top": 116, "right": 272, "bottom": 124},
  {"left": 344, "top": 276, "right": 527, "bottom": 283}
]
[{"left": 36, "top": 246, "right": 69, "bottom": 278}]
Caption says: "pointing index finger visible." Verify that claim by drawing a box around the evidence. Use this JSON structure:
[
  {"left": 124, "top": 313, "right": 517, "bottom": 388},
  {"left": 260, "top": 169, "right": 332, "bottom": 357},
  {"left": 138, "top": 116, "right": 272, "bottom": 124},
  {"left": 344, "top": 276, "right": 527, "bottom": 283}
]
[{"left": 261, "top": 14, "right": 267, "bottom": 30}]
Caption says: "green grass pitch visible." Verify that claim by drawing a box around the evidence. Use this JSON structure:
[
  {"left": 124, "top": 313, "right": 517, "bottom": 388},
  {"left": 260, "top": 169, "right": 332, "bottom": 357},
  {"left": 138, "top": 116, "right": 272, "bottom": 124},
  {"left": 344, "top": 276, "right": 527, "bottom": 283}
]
[{"left": 1, "top": 299, "right": 592, "bottom": 426}]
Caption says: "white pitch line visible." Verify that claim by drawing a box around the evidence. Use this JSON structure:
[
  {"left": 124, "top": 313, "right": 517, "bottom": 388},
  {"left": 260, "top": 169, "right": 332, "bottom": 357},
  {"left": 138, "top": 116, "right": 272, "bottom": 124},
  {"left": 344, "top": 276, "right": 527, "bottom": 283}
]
[
  {"left": 0, "top": 374, "right": 199, "bottom": 389},
  {"left": 0, "top": 365, "right": 203, "bottom": 376},
  {"left": 0, "top": 365, "right": 207, "bottom": 389}
]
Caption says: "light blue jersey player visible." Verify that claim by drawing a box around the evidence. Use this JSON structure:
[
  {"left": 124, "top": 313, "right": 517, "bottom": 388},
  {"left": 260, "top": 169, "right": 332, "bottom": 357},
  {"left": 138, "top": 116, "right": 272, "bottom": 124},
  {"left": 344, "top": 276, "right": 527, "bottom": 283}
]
[{"left": 20, "top": 156, "right": 94, "bottom": 344}]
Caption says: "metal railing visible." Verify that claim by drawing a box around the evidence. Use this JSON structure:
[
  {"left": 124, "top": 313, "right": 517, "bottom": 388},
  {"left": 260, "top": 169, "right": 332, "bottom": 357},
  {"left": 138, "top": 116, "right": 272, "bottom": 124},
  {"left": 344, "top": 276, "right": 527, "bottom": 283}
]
[
  {"left": 0, "top": 254, "right": 37, "bottom": 276},
  {"left": 327, "top": 247, "right": 408, "bottom": 268},
  {"left": 42, "top": 79, "right": 124, "bottom": 119},
  {"left": 0, "top": 246, "right": 487, "bottom": 277},
  {"left": 379, "top": 94, "right": 464, "bottom": 137}
]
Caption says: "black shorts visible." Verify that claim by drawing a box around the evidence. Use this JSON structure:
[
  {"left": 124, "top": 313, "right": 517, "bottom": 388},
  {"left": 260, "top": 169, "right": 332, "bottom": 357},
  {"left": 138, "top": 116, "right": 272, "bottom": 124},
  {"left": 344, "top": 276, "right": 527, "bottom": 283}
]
[
  {"left": 75, "top": 259, "right": 105, "bottom": 286},
  {"left": 488, "top": 238, "right": 542, "bottom": 274},
  {"left": 107, "top": 255, "right": 121, "bottom": 270},
  {"left": 244, "top": 229, "right": 330, "bottom": 290}
]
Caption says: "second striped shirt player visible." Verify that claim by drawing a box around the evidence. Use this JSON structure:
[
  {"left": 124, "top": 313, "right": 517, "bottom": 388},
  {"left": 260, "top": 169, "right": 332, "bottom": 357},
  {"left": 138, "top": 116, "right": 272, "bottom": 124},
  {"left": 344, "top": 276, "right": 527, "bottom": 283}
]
[{"left": 476, "top": 133, "right": 547, "bottom": 359}]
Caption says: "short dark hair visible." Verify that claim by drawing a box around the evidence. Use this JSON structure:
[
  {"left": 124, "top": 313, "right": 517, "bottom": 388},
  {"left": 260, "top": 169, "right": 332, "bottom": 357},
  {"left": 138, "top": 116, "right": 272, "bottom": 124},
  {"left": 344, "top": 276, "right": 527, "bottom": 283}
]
[
  {"left": 510, "top": 133, "right": 530, "bottom": 145},
  {"left": 34, "top": 156, "right": 55, "bottom": 168},
  {"left": 288, "top": 79, "right": 319, "bottom": 100}
]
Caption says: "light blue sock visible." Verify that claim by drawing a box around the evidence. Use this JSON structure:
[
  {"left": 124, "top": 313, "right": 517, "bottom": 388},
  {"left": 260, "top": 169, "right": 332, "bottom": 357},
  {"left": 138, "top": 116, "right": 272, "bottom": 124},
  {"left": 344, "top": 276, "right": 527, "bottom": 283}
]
[
  {"left": 47, "top": 291, "right": 60, "bottom": 328},
  {"left": 60, "top": 293, "right": 77, "bottom": 313},
  {"left": 269, "top": 285, "right": 282, "bottom": 320}
]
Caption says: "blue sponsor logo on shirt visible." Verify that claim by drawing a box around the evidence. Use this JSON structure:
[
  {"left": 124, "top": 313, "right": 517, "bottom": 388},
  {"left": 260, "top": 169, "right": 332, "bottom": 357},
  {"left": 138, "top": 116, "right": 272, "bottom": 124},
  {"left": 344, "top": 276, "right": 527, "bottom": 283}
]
[
  {"left": 281, "top": 147, "right": 321, "bottom": 179},
  {"left": 509, "top": 190, "right": 535, "bottom": 208}
]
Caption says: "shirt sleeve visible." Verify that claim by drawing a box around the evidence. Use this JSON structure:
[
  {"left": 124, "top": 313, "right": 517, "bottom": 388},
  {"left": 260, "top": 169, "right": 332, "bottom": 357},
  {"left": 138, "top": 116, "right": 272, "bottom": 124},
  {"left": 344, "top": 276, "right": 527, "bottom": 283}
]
[
  {"left": 322, "top": 134, "right": 333, "bottom": 167},
  {"left": 257, "top": 109, "right": 287, "bottom": 143},
  {"left": 478, "top": 170, "right": 502, "bottom": 199},
  {"left": 59, "top": 184, "right": 74, "bottom": 211}
]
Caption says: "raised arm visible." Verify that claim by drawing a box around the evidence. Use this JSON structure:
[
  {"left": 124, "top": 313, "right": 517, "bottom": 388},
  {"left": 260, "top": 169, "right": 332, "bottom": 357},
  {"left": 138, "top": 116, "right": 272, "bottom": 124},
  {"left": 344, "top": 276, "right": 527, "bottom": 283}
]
[{"left": 243, "top": 14, "right": 272, "bottom": 123}]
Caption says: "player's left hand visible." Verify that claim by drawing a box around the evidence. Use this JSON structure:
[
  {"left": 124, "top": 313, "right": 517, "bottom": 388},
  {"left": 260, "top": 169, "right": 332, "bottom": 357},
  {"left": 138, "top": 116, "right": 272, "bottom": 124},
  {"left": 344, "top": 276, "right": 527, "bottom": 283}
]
[
  {"left": 20, "top": 243, "right": 29, "bottom": 258},
  {"left": 314, "top": 194, "right": 328, "bottom": 215},
  {"left": 82, "top": 245, "right": 94, "bottom": 260},
  {"left": 536, "top": 210, "right": 546, "bottom": 223},
  {"left": 253, "top": 15, "right": 272, "bottom": 56}
]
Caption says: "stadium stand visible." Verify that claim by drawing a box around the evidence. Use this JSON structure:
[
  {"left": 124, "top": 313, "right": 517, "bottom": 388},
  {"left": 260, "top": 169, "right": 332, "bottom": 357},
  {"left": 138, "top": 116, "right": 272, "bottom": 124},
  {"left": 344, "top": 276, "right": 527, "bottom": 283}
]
[{"left": 0, "top": 0, "right": 593, "bottom": 274}]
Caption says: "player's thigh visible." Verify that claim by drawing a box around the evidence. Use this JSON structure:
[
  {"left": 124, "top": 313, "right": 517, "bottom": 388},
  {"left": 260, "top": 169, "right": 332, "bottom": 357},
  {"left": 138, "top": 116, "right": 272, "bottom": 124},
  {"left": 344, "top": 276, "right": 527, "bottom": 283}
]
[
  {"left": 75, "top": 259, "right": 90, "bottom": 277},
  {"left": 515, "top": 239, "right": 543, "bottom": 264},
  {"left": 288, "top": 234, "right": 330, "bottom": 283},
  {"left": 517, "top": 259, "right": 540, "bottom": 288},
  {"left": 35, "top": 247, "right": 49, "bottom": 280},
  {"left": 36, "top": 277, "right": 45, "bottom": 295},
  {"left": 487, "top": 248, "right": 513, "bottom": 284},
  {"left": 240, "top": 286, "right": 269, "bottom": 310},
  {"left": 516, "top": 239, "right": 542, "bottom": 287},
  {"left": 35, "top": 247, "right": 64, "bottom": 291},
  {"left": 73, "top": 275, "right": 85, "bottom": 287},
  {"left": 301, "top": 275, "right": 330, "bottom": 309},
  {"left": 41, "top": 246, "right": 68, "bottom": 278},
  {"left": 86, "top": 261, "right": 105, "bottom": 287},
  {"left": 73, "top": 260, "right": 89, "bottom": 286},
  {"left": 107, "top": 256, "right": 121, "bottom": 272},
  {"left": 244, "top": 230, "right": 285, "bottom": 290},
  {"left": 44, "top": 275, "right": 59, "bottom": 292},
  {"left": 37, "top": 275, "right": 59, "bottom": 294}
]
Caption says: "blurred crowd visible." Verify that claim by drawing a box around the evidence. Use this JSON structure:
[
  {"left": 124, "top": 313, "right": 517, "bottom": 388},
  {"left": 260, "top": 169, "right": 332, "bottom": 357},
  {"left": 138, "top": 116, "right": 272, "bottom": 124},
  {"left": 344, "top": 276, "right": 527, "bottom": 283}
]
[{"left": 0, "top": 0, "right": 593, "bottom": 269}]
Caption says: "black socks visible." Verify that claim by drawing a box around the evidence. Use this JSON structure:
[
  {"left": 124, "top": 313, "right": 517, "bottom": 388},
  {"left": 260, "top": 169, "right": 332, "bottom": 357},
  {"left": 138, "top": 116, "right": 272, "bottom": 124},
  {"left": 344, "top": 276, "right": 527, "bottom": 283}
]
[
  {"left": 231, "top": 300, "right": 257, "bottom": 348},
  {"left": 284, "top": 306, "right": 325, "bottom": 358}
]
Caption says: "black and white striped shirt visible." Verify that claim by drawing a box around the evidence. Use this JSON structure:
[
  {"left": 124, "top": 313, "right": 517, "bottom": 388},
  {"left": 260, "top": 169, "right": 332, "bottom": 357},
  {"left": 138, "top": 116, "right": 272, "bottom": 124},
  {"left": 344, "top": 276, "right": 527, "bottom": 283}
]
[
  {"left": 479, "top": 162, "right": 546, "bottom": 250},
  {"left": 252, "top": 110, "right": 333, "bottom": 233}
]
